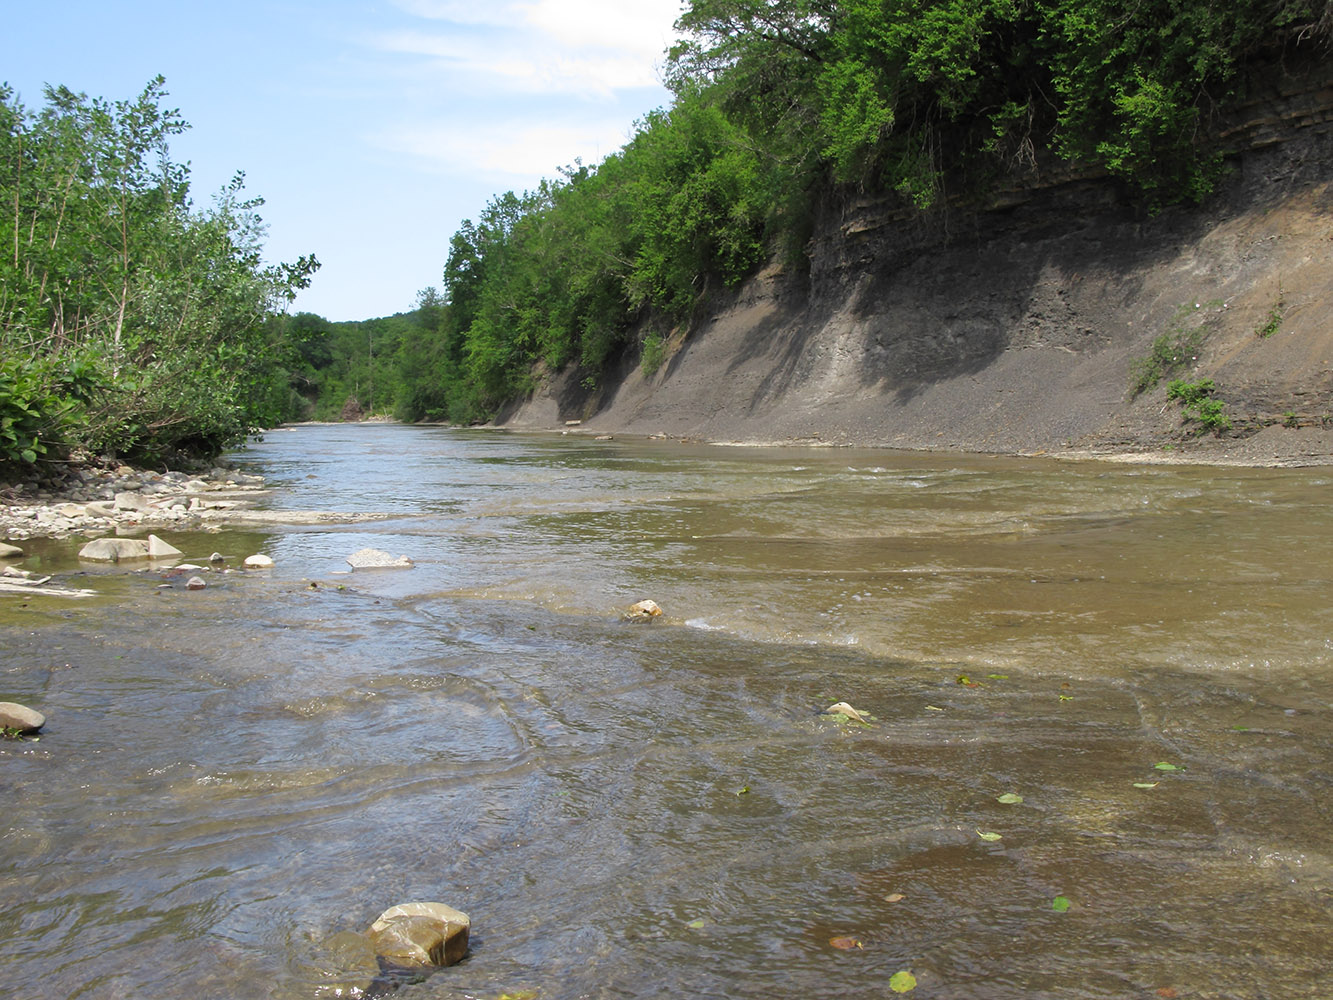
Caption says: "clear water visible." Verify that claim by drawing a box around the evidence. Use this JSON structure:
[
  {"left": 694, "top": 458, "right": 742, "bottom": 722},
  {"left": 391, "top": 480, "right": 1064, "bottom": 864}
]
[{"left": 2, "top": 423, "right": 1331, "bottom": 999}]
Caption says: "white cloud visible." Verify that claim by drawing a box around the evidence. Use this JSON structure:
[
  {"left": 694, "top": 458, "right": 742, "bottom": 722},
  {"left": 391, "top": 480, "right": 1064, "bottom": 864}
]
[
  {"left": 379, "top": 119, "right": 633, "bottom": 180},
  {"left": 367, "top": 0, "right": 679, "bottom": 186},
  {"left": 377, "top": 0, "right": 680, "bottom": 97},
  {"left": 519, "top": 0, "right": 683, "bottom": 58}
]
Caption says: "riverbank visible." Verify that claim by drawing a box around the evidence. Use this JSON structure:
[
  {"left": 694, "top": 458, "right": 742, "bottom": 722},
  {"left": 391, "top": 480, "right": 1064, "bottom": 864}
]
[
  {"left": 497, "top": 72, "right": 1333, "bottom": 466},
  {"left": 0, "top": 462, "right": 270, "bottom": 544}
]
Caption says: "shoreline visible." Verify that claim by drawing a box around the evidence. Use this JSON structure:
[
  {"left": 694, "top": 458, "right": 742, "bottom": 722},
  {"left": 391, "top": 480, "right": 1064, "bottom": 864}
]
[{"left": 4, "top": 421, "right": 1329, "bottom": 549}]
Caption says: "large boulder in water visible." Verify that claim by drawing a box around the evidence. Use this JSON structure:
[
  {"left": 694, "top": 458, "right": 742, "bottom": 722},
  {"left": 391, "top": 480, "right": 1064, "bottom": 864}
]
[
  {"left": 346, "top": 548, "right": 414, "bottom": 569},
  {"left": 146, "top": 534, "right": 182, "bottom": 559},
  {"left": 78, "top": 537, "right": 150, "bottom": 562},
  {"left": 0, "top": 702, "right": 44, "bottom": 732},
  {"left": 368, "top": 902, "right": 469, "bottom": 968}
]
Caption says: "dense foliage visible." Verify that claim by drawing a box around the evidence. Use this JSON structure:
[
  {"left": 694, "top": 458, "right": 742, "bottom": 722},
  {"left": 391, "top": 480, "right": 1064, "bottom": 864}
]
[
  {"left": 364, "top": 0, "right": 1329, "bottom": 425},
  {"left": 0, "top": 77, "right": 317, "bottom": 476}
]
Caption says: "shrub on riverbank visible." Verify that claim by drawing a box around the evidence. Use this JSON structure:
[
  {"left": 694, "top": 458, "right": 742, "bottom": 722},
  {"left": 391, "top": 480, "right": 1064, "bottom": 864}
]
[{"left": 0, "top": 77, "right": 318, "bottom": 479}]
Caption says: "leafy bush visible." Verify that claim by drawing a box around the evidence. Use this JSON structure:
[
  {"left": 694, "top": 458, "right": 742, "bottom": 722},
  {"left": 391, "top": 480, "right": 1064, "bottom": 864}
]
[
  {"left": 0, "top": 359, "right": 76, "bottom": 472},
  {"left": 1167, "top": 378, "right": 1232, "bottom": 434},
  {"left": 641, "top": 332, "right": 667, "bottom": 376}
]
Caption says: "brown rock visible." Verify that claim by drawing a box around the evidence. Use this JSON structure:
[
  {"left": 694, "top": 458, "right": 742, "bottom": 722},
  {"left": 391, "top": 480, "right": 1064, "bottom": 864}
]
[
  {"left": 368, "top": 902, "right": 469, "bottom": 969},
  {"left": 624, "top": 599, "right": 663, "bottom": 621}
]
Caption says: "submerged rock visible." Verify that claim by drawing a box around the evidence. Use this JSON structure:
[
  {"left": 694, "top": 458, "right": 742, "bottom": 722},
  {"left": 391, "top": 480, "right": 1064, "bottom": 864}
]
[
  {"left": 346, "top": 548, "right": 414, "bottom": 569},
  {"left": 369, "top": 902, "right": 470, "bottom": 969},
  {"left": 623, "top": 599, "right": 663, "bottom": 622},
  {"left": 185, "top": 576, "right": 208, "bottom": 590},
  {"left": 311, "top": 931, "right": 379, "bottom": 998},
  {"left": 78, "top": 537, "right": 151, "bottom": 562},
  {"left": 0, "top": 702, "right": 45, "bottom": 733}
]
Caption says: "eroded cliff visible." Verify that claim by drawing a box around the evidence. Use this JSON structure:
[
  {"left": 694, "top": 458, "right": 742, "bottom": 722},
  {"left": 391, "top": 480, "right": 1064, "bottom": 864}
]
[{"left": 503, "top": 68, "right": 1333, "bottom": 465}]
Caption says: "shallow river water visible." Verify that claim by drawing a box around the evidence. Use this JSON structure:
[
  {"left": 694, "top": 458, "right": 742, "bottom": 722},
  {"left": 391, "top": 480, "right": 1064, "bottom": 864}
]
[{"left": 2, "top": 423, "right": 1332, "bottom": 999}]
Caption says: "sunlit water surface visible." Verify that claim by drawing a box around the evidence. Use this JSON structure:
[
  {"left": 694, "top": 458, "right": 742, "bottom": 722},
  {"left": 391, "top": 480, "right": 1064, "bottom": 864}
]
[{"left": 2, "top": 423, "right": 1331, "bottom": 999}]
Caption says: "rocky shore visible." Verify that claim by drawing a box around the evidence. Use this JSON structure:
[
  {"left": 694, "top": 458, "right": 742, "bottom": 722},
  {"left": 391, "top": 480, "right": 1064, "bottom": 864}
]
[{"left": 0, "top": 462, "right": 269, "bottom": 543}]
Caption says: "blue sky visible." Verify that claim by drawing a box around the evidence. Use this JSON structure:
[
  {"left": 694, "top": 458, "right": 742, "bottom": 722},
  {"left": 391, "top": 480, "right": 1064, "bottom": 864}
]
[{"left": 2, "top": 0, "right": 683, "bottom": 320}]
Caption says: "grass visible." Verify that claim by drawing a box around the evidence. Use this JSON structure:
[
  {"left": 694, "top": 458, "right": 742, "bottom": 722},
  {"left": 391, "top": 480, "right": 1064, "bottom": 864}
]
[
  {"left": 1256, "top": 282, "right": 1284, "bottom": 338},
  {"left": 1128, "top": 300, "right": 1222, "bottom": 397}
]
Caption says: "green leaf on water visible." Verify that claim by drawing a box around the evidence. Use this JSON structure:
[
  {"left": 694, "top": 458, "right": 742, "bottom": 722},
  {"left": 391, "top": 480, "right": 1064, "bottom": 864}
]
[
  {"left": 889, "top": 970, "right": 917, "bottom": 993},
  {"left": 1132, "top": 782, "right": 1159, "bottom": 789},
  {"left": 1231, "top": 725, "right": 1250, "bottom": 732},
  {"left": 925, "top": 705, "right": 945, "bottom": 712},
  {"left": 686, "top": 919, "right": 706, "bottom": 929},
  {"left": 1052, "top": 895, "right": 1071, "bottom": 912},
  {"left": 1058, "top": 694, "right": 1073, "bottom": 702},
  {"left": 987, "top": 674, "right": 1009, "bottom": 680},
  {"left": 977, "top": 830, "right": 1003, "bottom": 842},
  {"left": 1154, "top": 762, "right": 1185, "bottom": 771},
  {"left": 996, "top": 792, "right": 1023, "bottom": 805},
  {"left": 735, "top": 786, "right": 750, "bottom": 796}
]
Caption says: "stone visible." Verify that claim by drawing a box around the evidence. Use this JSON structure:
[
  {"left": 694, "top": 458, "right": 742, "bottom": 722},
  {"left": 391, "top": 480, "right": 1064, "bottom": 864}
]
[
  {"left": 311, "top": 931, "right": 379, "bottom": 998},
  {"left": 113, "top": 491, "right": 152, "bottom": 512},
  {"left": 146, "top": 534, "right": 183, "bottom": 559},
  {"left": 185, "top": 576, "right": 207, "bottom": 590},
  {"left": 78, "top": 537, "right": 151, "bottom": 562},
  {"left": 243, "top": 554, "right": 274, "bottom": 569},
  {"left": 368, "top": 902, "right": 469, "bottom": 969},
  {"left": 209, "top": 552, "right": 226, "bottom": 564},
  {"left": 346, "top": 548, "right": 414, "bottom": 569},
  {"left": 624, "top": 599, "right": 663, "bottom": 621},
  {"left": 0, "top": 702, "right": 44, "bottom": 732},
  {"left": 0, "top": 543, "right": 22, "bottom": 559}
]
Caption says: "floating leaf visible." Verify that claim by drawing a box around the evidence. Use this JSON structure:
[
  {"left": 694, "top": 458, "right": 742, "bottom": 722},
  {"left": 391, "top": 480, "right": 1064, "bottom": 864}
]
[
  {"left": 497, "top": 992, "right": 539, "bottom": 1000},
  {"left": 1231, "top": 725, "right": 1250, "bottom": 732},
  {"left": 996, "top": 792, "right": 1023, "bottom": 805},
  {"left": 1132, "top": 782, "right": 1159, "bottom": 789},
  {"left": 925, "top": 705, "right": 945, "bottom": 712},
  {"left": 956, "top": 675, "right": 979, "bottom": 687},
  {"left": 735, "top": 786, "right": 750, "bottom": 796},
  {"left": 977, "top": 830, "right": 1003, "bottom": 842},
  {"left": 829, "top": 935, "right": 863, "bottom": 950},
  {"left": 884, "top": 892, "right": 905, "bottom": 903},
  {"left": 1059, "top": 695, "right": 1074, "bottom": 702},
  {"left": 1051, "top": 895, "right": 1071, "bottom": 912},
  {"left": 1154, "top": 762, "right": 1185, "bottom": 772},
  {"left": 889, "top": 970, "right": 917, "bottom": 993},
  {"left": 686, "top": 919, "right": 706, "bottom": 930},
  {"left": 987, "top": 674, "right": 1009, "bottom": 680}
]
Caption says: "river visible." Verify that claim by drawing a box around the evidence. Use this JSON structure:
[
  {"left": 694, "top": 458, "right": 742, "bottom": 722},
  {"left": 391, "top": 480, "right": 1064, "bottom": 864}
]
[{"left": 2, "top": 422, "right": 1331, "bottom": 999}]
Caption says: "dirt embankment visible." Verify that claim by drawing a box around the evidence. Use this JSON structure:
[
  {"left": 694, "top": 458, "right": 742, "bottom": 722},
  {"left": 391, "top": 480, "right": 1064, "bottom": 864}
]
[{"left": 501, "top": 67, "right": 1333, "bottom": 466}]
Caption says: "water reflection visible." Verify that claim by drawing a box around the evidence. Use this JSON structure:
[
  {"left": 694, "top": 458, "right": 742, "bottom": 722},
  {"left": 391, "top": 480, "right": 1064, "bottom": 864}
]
[{"left": 1, "top": 424, "right": 1331, "bottom": 998}]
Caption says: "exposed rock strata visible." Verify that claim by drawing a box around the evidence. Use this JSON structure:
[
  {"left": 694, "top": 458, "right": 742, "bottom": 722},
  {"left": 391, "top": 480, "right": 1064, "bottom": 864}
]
[{"left": 500, "top": 67, "right": 1333, "bottom": 466}]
